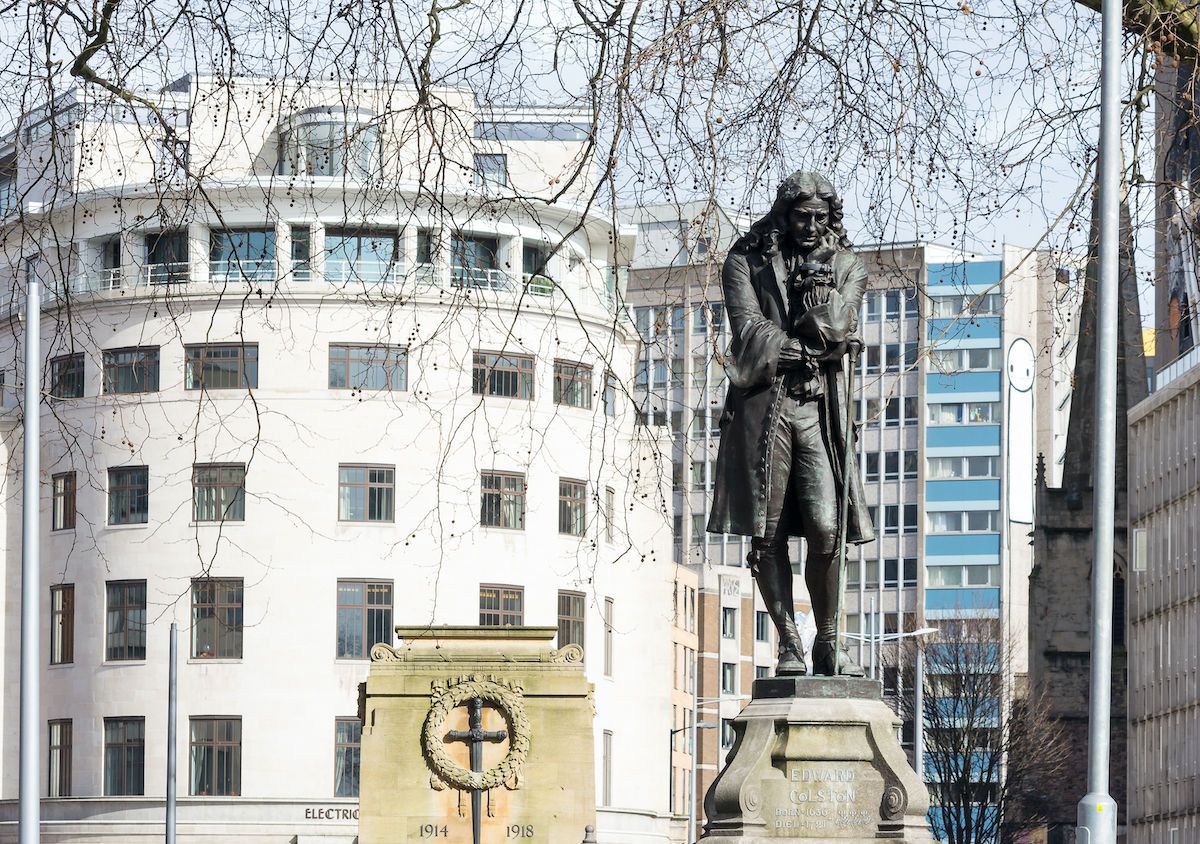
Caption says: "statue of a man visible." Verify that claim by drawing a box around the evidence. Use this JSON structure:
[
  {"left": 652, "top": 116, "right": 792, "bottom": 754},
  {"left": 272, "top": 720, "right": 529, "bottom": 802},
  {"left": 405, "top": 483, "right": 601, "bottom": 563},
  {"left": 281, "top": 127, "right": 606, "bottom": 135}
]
[{"left": 707, "top": 171, "right": 874, "bottom": 677}]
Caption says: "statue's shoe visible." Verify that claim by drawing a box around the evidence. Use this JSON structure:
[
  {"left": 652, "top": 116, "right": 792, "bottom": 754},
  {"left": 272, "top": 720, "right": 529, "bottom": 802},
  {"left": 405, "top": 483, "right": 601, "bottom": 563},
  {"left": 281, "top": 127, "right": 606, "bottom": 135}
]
[
  {"left": 811, "top": 640, "right": 866, "bottom": 677},
  {"left": 775, "top": 643, "right": 808, "bottom": 676}
]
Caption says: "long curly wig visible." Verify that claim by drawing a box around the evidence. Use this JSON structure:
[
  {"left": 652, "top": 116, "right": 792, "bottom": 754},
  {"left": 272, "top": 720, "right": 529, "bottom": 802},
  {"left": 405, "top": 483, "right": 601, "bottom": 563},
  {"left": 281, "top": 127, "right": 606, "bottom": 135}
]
[{"left": 734, "top": 171, "right": 853, "bottom": 256}]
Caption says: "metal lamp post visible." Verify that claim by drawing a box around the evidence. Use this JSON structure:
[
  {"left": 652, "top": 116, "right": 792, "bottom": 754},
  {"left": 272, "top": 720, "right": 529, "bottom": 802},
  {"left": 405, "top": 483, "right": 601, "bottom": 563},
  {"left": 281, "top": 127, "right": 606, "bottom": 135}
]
[{"left": 19, "top": 259, "right": 41, "bottom": 844}]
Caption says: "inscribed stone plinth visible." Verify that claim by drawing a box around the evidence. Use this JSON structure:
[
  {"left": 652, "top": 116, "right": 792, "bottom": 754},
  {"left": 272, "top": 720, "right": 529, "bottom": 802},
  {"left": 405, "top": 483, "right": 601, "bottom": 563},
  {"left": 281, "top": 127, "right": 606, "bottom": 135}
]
[
  {"left": 358, "top": 626, "right": 596, "bottom": 844},
  {"left": 700, "top": 677, "right": 934, "bottom": 843}
]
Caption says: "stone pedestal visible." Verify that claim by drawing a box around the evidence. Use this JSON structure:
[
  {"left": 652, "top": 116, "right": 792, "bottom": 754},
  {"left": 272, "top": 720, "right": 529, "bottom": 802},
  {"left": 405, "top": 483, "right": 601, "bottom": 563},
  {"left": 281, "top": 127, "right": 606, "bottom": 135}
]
[
  {"left": 700, "top": 677, "right": 934, "bottom": 843},
  {"left": 358, "top": 626, "right": 596, "bottom": 844}
]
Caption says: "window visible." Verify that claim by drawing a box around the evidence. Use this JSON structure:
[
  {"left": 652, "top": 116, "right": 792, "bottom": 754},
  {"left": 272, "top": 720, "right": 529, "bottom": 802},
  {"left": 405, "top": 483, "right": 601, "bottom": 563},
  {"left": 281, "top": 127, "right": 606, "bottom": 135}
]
[
  {"left": 605, "top": 487, "right": 615, "bottom": 542},
  {"left": 336, "top": 580, "right": 393, "bottom": 659},
  {"left": 903, "top": 397, "right": 919, "bottom": 426},
  {"left": 334, "top": 718, "right": 361, "bottom": 798},
  {"left": 720, "top": 718, "right": 735, "bottom": 748},
  {"left": 721, "top": 661, "right": 736, "bottom": 694},
  {"left": 48, "top": 719, "right": 71, "bottom": 797},
  {"left": 553, "top": 360, "right": 593, "bottom": 409},
  {"left": 145, "top": 230, "right": 188, "bottom": 284},
  {"left": 903, "top": 342, "right": 919, "bottom": 369},
  {"left": 846, "top": 559, "right": 861, "bottom": 588},
  {"left": 755, "top": 665, "right": 770, "bottom": 680},
  {"left": 884, "top": 343, "right": 901, "bottom": 373},
  {"left": 884, "top": 398, "right": 900, "bottom": 427},
  {"left": 522, "top": 241, "right": 552, "bottom": 281},
  {"left": 190, "top": 717, "right": 241, "bottom": 796},
  {"left": 472, "top": 351, "right": 534, "bottom": 399},
  {"left": 722, "top": 607, "right": 737, "bottom": 639},
  {"left": 883, "top": 505, "right": 899, "bottom": 535},
  {"left": 884, "top": 451, "right": 899, "bottom": 481},
  {"left": 865, "top": 292, "right": 880, "bottom": 321},
  {"left": 451, "top": 234, "right": 500, "bottom": 288},
  {"left": 290, "top": 225, "right": 311, "bottom": 280},
  {"left": 866, "top": 346, "right": 881, "bottom": 375},
  {"left": 967, "top": 455, "right": 999, "bottom": 477},
  {"left": 903, "top": 504, "right": 918, "bottom": 534},
  {"left": 604, "top": 597, "right": 614, "bottom": 677},
  {"left": 279, "top": 117, "right": 379, "bottom": 177},
  {"left": 883, "top": 666, "right": 899, "bottom": 695},
  {"left": 474, "top": 153, "right": 508, "bottom": 186},
  {"left": 103, "top": 717, "right": 145, "bottom": 796},
  {"left": 479, "top": 584, "right": 524, "bottom": 626},
  {"left": 865, "top": 452, "right": 880, "bottom": 482},
  {"left": 559, "top": 479, "right": 586, "bottom": 536},
  {"left": 601, "top": 730, "right": 613, "bottom": 807},
  {"left": 338, "top": 465, "right": 395, "bottom": 522},
  {"left": 209, "top": 229, "right": 275, "bottom": 282},
  {"left": 603, "top": 372, "right": 617, "bottom": 417},
  {"left": 865, "top": 560, "right": 880, "bottom": 588},
  {"left": 903, "top": 450, "right": 918, "bottom": 480},
  {"left": 326, "top": 344, "right": 408, "bottom": 391},
  {"left": 967, "top": 401, "right": 1002, "bottom": 423},
  {"left": 103, "top": 347, "right": 159, "bottom": 394},
  {"left": 929, "top": 456, "right": 999, "bottom": 478},
  {"left": 185, "top": 344, "right": 258, "bottom": 390},
  {"left": 903, "top": 558, "right": 918, "bottom": 588},
  {"left": 105, "top": 580, "right": 147, "bottom": 661},
  {"left": 191, "top": 578, "right": 243, "bottom": 659},
  {"left": 884, "top": 558, "right": 899, "bottom": 589},
  {"left": 966, "top": 510, "right": 1000, "bottom": 532},
  {"left": 49, "top": 353, "right": 84, "bottom": 399},
  {"left": 755, "top": 611, "right": 770, "bottom": 642},
  {"left": 51, "top": 472, "right": 75, "bottom": 531},
  {"left": 885, "top": 290, "right": 901, "bottom": 320},
  {"left": 192, "top": 464, "right": 246, "bottom": 522},
  {"left": 325, "top": 229, "right": 400, "bottom": 283},
  {"left": 480, "top": 471, "right": 526, "bottom": 529},
  {"left": 50, "top": 584, "right": 74, "bottom": 665},
  {"left": 108, "top": 466, "right": 149, "bottom": 526},
  {"left": 557, "top": 590, "right": 585, "bottom": 649}
]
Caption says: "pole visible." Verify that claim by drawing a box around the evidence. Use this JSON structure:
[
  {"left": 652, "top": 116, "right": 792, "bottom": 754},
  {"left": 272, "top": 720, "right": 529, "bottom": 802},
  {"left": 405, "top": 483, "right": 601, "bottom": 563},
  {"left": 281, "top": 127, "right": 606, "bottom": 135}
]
[
  {"left": 832, "top": 342, "right": 859, "bottom": 673},
  {"left": 1077, "top": 0, "right": 1120, "bottom": 833},
  {"left": 166, "top": 623, "right": 177, "bottom": 844},
  {"left": 868, "top": 596, "right": 877, "bottom": 679},
  {"left": 688, "top": 649, "right": 698, "bottom": 844},
  {"left": 914, "top": 645, "right": 925, "bottom": 781},
  {"left": 19, "top": 266, "right": 40, "bottom": 844}
]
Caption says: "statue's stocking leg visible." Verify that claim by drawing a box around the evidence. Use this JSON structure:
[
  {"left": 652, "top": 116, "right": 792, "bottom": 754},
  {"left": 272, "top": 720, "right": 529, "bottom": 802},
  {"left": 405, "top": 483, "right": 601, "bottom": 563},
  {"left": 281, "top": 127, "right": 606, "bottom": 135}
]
[
  {"left": 749, "top": 537, "right": 806, "bottom": 676},
  {"left": 807, "top": 549, "right": 864, "bottom": 677}
]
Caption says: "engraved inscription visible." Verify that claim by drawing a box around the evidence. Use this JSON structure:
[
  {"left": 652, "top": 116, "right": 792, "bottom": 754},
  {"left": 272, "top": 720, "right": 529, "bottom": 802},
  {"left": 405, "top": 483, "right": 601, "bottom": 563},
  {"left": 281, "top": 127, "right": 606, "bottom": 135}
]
[{"left": 769, "top": 766, "right": 878, "bottom": 835}]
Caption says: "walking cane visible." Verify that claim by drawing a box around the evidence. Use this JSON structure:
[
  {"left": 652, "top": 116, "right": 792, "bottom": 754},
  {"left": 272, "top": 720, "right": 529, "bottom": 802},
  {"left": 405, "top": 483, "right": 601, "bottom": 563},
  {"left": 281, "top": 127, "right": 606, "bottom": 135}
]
[{"left": 830, "top": 338, "right": 860, "bottom": 674}]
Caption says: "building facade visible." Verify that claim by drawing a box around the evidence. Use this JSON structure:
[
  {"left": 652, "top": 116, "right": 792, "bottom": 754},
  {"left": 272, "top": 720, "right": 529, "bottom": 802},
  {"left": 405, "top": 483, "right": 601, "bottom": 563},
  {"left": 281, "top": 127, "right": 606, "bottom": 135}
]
[
  {"left": 1128, "top": 341, "right": 1200, "bottom": 844},
  {"left": 624, "top": 202, "right": 1078, "bottom": 841},
  {"left": 0, "top": 76, "right": 677, "bottom": 843}
]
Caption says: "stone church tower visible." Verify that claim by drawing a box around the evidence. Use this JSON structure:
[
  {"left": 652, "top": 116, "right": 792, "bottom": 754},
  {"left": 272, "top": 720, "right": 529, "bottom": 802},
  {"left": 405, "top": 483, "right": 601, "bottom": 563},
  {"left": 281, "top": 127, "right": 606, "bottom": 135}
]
[{"left": 1028, "top": 197, "right": 1147, "bottom": 843}]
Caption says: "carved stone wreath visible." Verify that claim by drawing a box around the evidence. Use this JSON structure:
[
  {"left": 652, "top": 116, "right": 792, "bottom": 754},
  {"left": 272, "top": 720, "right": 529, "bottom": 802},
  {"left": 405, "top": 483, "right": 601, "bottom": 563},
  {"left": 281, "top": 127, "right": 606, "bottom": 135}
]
[{"left": 422, "top": 674, "right": 531, "bottom": 792}]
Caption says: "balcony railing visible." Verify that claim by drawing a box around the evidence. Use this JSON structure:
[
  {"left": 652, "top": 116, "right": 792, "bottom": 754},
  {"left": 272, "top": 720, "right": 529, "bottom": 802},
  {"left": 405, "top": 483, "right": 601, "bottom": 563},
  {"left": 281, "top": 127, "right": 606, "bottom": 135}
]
[
  {"left": 145, "top": 262, "right": 191, "bottom": 286},
  {"left": 324, "top": 259, "right": 406, "bottom": 286},
  {"left": 209, "top": 258, "right": 277, "bottom": 284},
  {"left": 521, "top": 273, "right": 554, "bottom": 297},
  {"left": 451, "top": 266, "right": 512, "bottom": 292}
]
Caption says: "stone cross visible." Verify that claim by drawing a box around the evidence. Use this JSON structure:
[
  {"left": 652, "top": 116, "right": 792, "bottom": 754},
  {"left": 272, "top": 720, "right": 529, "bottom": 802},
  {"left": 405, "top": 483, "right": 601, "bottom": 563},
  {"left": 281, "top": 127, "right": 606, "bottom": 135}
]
[{"left": 446, "top": 697, "right": 508, "bottom": 844}]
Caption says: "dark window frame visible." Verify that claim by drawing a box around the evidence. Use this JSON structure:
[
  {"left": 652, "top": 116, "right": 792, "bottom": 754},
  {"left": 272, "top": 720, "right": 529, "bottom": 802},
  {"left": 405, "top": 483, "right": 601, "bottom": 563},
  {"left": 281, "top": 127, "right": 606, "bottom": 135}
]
[
  {"left": 192, "top": 463, "right": 246, "bottom": 522},
  {"left": 49, "top": 352, "right": 85, "bottom": 399},
  {"left": 557, "top": 590, "right": 585, "bottom": 650},
  {"left": 107, "top": 466, "right": 149, "bottom": 526},
  {"left": 558, "top": 478, "right": 587, "bottom": 536},
  {"left": 553, "top": 359, "right": 593, "bottom": 409},
  {"left": 480, "top": 471, "right": 526, "bottom": 529},
  {"left": 105, "top": 579, "right": 147, "bottom": 661},
  {"left": 328, "top": 344, "right": 408, "bottom": 391},
  {"left": 336, "top": 579, "right": 393, "bottom": 659},
  {"left": 102, "top": 346, "right": 160, "bottom": 394},
  {"left": 479, "top": 583, "right": 524, "bottom": 626},
  {"left": 337, "top": 464, "right": 395, "bottom": 523},
  {"left": 472, "top": 351, "right": 534, "bottom": 400},
  {"left": 334, "top": 717, "right": 362, "bottom": 798},
  {"left": 51, "top": 471, "right": 76, "bottom": 531},
  {"left": 184, "top": 343, "right": 259, "bottom": 391},
  {"left": 50, "top": 583, "right": 74, "bottom": 665},
  {"left": 190, "top": 578, "right": 244, "bottom": 659},
  {"left": 189, "top": 716, "right": 242, "bottom": 797},
  {"left": 48, "top": 718, "right": 72, "bottom": 798},
  {"left": 103, "top": 717, "right": 145, "bottom": 796}
]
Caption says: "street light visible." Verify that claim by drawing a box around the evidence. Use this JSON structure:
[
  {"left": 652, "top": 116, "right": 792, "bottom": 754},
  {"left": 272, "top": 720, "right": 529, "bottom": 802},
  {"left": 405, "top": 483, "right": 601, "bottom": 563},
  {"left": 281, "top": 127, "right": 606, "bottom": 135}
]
[{"left": 843, "top": 626, "right": 938, "bottom": 780}]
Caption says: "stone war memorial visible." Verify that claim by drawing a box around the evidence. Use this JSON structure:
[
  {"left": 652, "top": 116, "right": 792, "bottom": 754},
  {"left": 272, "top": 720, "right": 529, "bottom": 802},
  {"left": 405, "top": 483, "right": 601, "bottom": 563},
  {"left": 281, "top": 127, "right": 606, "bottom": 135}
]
[
  {"left": 358, "top": 626, "right": 596, "bottom": 844},
  {"left": 699, "top": 171, "right": 935, "bottom": 842}
]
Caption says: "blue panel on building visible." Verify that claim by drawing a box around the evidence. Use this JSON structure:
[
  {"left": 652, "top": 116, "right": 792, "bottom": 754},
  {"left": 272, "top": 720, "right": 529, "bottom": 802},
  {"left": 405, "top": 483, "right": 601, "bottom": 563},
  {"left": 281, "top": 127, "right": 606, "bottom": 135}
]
[
  {"left": 925, "top": 587, "right": 1001, "bottom": 611},
  {"left": 926, "top": 316, "right": 1002, "bottom": 345},
  {"left": 926, "top": 533, "right": 1001, "bottom": 558},
  {"left": 927, "top": 371, "right": 1002, "bottom": 396},
  {"left": 926, "top": 425, "right": 1001, "bottom": 450},
  {"left": 925, "top": 479, "right": 1001, "bottom": 502},
  {"left": 926, "top": 260, "right": 1002, "bottom": 291}
]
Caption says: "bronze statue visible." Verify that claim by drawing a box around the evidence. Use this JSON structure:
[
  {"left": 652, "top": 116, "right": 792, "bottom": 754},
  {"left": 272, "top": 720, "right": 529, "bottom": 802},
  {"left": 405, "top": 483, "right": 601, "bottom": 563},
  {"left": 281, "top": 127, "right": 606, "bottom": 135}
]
[{"left": 707, "top": 171, "right": 874, "bottom": 677}]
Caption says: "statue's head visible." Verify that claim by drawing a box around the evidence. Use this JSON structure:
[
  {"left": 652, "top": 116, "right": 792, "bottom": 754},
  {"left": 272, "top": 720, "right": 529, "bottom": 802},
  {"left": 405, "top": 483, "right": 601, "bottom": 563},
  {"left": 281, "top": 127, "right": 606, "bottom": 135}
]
[{"left": 738, "top": 171, "right": 851, "bottom": 256}]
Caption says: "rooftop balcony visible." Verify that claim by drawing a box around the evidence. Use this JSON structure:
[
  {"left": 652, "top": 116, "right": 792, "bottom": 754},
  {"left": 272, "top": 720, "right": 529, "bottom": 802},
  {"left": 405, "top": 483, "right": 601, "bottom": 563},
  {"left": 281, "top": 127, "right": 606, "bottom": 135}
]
[{"left": 34, "top": 259, "right": 609, "bottom": 314}]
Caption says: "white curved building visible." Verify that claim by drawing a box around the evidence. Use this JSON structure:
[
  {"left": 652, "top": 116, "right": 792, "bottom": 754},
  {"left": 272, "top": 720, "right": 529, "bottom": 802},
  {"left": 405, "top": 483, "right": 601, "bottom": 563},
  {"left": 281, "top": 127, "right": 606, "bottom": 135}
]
[{"left": 0, "top": 76, "right": 675, "bottom": 843}]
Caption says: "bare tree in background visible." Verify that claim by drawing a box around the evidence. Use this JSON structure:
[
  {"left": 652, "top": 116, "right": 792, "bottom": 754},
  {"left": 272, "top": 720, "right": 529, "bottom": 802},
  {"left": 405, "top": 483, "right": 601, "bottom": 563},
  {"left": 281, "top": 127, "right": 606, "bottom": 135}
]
[{"left": 895, "top": 619, "right": 1069, "bottom": 844}]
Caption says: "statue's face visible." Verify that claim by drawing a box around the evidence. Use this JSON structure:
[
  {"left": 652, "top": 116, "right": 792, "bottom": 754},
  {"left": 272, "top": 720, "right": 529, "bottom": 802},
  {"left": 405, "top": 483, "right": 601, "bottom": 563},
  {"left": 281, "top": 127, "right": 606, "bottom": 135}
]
[{"left": 787, "top": 196, "right": 831, "bottom": 252}]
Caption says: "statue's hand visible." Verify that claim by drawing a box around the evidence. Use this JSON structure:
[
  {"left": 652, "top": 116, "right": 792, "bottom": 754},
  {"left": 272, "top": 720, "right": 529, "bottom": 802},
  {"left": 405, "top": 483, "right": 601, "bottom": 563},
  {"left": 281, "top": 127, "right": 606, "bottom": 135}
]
[
  {"left": 814, "top": 340, "right": 848, "bottom": 363},
  {"left": 778, "top": 340, "right": 810, "bottom": 370}
]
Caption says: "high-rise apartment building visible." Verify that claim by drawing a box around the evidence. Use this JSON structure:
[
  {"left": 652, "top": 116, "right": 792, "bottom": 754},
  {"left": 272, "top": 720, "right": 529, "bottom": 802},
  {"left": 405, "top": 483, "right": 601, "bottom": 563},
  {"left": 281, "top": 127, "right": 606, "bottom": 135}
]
[
  {"left": 0, "top": 76, "right": 678, "bottom": 842},
  {"left": 624, "top": 204, "right": 1078, "bottom": 841}
]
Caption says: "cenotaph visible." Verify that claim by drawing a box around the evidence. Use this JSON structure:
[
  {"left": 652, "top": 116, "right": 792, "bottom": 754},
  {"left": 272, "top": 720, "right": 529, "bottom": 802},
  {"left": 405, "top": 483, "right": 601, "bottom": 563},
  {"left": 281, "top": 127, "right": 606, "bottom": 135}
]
[{"left": 358, "top": 626, "right": 596, "bottom": 844}]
